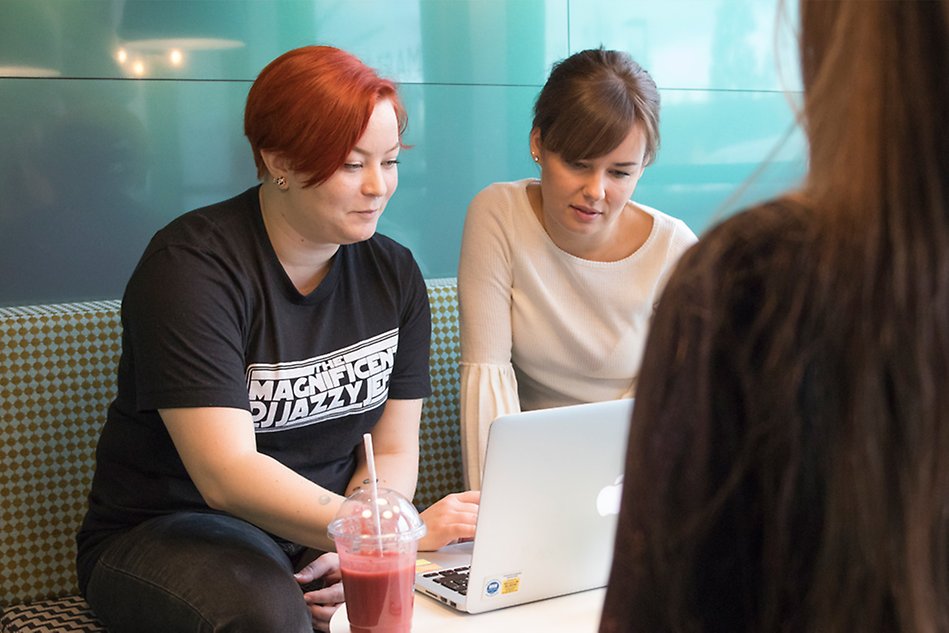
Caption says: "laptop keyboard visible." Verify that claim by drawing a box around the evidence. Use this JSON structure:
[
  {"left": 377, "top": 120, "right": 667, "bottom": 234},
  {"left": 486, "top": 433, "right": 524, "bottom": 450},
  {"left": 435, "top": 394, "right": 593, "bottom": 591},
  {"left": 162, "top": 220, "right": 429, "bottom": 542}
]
[{"left": 421, "top": 565, "right": 470, "bottom": 596}]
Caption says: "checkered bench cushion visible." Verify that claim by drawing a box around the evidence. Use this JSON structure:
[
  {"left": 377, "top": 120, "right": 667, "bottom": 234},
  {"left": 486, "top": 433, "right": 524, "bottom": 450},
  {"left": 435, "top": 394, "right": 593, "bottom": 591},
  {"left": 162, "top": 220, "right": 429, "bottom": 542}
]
[
  {"left": 0, "top": 596, "right": 104, "bottom": 633},
  {"left": 0, "top": 280, "right": 463, "bottom": 628},
  {"left": 0, "top": 301, "right": 121, "bottom": 607},
  {"left": 415, "top": 279, "right": 466, "bottom": 508}
]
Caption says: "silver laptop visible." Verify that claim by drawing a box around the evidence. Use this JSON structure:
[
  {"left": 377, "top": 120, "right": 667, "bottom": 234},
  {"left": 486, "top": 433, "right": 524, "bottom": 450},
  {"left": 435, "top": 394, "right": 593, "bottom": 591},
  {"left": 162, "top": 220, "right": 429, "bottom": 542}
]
[{"left": 415, "top": 398, "right": 633, "bottom": 613}]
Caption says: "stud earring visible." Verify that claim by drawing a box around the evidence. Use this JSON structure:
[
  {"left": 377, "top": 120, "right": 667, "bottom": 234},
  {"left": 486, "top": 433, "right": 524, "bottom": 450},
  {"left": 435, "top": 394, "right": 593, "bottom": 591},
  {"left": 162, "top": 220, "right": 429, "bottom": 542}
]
[
  {"left": 272, "top": 176, "right": 287, "bottom": 190},
  {"left": 531, "top": 154, "right": 540, "bottom": 163}
]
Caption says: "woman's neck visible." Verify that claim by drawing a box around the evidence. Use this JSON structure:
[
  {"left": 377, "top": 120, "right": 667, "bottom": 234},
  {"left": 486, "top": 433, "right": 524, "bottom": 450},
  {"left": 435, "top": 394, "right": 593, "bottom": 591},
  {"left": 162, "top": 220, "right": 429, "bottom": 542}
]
[{"left": 259, "top": 185, "right": 338, "bottom": 295}]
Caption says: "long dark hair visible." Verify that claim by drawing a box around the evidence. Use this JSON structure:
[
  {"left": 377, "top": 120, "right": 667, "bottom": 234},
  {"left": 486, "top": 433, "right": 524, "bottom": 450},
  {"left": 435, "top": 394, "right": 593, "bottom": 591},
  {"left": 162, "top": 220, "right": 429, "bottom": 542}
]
[
  {"left": 796, "top": 1, "right": 949, "bottom": 628},
  {"left": 601, "top": 1, "right": 949, "bottom": 631}
]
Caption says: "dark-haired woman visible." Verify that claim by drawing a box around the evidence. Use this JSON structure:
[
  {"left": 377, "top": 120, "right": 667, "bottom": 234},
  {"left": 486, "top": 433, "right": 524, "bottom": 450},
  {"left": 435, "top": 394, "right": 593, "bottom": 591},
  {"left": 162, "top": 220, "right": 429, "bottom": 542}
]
[
  {"left": 76, "top": 46, "right": 478, "bottom": 633},
  {"left": 458, "top": 48, "right": 696, "bottom": 489},
  {"left": 600, "top": 1, "right": 949, "bottom": 631}
]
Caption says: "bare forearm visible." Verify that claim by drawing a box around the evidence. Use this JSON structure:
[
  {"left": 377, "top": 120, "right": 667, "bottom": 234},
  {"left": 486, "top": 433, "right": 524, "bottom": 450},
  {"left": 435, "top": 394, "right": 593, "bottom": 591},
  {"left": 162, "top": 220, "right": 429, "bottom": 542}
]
[
  {"left": 345, "top": 399, "right": 423, "bottom": 501},
  {"left": 160, "top": 404, "right": 423, "bottom": 552},
  {"left": 347, "top": 451, "right": 419, "bottom": 500},
  {"left": 210, "top": 451, "right": 344, "bottom": 551}
]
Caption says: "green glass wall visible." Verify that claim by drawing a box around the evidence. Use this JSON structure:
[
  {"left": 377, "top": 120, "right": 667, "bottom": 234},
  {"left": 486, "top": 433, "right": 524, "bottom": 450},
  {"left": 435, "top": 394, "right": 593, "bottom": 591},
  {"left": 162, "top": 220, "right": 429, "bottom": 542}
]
[{"left": 0, "top": 0, "right": 804, "bottom": 306}]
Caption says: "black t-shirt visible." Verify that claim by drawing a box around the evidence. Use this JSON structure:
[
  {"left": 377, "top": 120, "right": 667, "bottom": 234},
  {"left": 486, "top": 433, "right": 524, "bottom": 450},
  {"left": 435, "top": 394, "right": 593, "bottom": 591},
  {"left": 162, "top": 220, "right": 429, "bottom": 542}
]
[{"left": 77, "top": 186, "right": 431, "bottom": 573}]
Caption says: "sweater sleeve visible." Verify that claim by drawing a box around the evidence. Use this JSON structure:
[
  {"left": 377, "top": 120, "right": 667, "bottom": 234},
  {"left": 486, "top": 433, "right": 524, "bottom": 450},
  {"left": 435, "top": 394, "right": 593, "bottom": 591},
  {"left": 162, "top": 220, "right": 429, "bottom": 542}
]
[
  {"left": 459, "top": 364, "right": 520, "bottom": 490},
  {"left": 457, "top": 184, "right": 522, "bottom": 490}
]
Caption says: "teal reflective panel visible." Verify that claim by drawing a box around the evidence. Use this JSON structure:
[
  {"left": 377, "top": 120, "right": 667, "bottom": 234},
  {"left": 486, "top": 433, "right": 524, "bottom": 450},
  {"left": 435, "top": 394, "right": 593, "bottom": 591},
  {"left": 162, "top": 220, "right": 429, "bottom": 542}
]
[
  {"left": 641, "top": 89, "right": 806, "bottom": 232},
  {"left": 0, "top": 77, "right": 255, "bottom": 304},
  {"left": 382, "top": 83, "right": 539, "bottom": 280},
  {"left": 568, "top": 0, "right": 801, "bottom": 92},
  {"left": 0, "top": 0, "right": 805, "bottom": 306},
  {"left": 0, "top": 0, "right": 564, "bottom": 84}
]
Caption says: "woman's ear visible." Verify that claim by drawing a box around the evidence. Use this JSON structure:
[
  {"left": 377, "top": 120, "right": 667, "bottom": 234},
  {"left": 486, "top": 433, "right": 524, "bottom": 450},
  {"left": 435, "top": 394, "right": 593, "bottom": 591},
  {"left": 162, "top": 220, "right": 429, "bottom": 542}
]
[
  {"left": 260, "top": 149, "right": 292, "bottom": 181},
  {"left": 529, "top": 128, "right": 543, "bottom": 164}
]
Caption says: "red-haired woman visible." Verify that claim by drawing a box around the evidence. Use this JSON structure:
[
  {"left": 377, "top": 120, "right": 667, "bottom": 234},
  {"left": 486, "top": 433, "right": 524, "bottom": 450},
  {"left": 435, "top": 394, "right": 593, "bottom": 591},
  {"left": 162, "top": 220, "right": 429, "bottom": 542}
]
[{"left": 76, "top": 46, "right": 478, "bottom": 633}]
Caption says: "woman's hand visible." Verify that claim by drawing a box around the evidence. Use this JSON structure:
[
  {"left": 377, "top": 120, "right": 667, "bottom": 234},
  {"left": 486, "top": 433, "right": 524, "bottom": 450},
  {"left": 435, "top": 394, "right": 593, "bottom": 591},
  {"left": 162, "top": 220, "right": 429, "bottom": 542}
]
[
  {"left": 295, "top": 552, "right": 344, "bottom": 632},
  {"left": 418, "top": 490, "right": 481, "bottom": 551}
]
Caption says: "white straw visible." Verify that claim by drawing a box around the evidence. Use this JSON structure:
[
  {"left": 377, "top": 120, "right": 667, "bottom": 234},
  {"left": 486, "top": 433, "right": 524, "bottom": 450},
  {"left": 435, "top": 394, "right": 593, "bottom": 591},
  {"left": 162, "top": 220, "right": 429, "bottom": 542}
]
[{"left": 362, "top": 433, "right": 384, "bottom": 554}]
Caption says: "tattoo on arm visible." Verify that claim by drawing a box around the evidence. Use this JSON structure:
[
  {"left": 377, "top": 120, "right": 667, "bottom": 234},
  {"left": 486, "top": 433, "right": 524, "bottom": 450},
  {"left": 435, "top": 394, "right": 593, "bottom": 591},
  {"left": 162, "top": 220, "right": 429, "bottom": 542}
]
[{"left": 349, "top": 477, "right": 381, "bottom": 495}]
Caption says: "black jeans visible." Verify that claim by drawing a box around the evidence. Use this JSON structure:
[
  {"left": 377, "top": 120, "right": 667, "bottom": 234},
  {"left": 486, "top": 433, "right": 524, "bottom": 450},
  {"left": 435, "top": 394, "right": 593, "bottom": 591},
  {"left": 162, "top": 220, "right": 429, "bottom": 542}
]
[{"left": 84, "top": 512, "right": 314, "bottom": 633}]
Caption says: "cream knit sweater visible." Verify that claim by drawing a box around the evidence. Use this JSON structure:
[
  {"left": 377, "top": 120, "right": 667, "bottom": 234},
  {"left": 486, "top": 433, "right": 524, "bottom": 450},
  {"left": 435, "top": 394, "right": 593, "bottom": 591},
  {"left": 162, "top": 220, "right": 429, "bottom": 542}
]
[{"left": 458, "top": 179, "right": 697, "bottom": 489}]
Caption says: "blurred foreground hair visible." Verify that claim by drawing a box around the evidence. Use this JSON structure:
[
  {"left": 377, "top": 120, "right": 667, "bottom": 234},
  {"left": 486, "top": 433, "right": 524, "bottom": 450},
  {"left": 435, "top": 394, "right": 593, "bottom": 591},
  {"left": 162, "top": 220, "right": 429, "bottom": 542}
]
[{"left": 600, "top": 1, "right": 949, "bottom": 631}]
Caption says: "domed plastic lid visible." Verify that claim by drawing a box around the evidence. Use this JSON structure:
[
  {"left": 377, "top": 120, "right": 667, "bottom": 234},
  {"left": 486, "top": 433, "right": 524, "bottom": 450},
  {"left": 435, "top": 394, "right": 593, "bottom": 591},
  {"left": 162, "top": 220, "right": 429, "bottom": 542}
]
[{"left": 328, "top": 487, "right": 426, "bottom": 545}]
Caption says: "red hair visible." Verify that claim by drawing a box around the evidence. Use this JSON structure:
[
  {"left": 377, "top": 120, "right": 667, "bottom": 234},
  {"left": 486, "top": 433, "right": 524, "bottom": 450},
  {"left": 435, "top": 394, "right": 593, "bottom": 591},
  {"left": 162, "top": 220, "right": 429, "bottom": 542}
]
[{"left": 244, "top": 46, "right": 407, "bottom": 188}]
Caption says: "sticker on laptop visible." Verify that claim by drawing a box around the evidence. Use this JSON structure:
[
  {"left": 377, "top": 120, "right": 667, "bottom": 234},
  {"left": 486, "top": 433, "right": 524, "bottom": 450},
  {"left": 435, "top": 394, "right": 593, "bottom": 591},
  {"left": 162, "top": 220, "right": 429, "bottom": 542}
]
[
  {"left": 415, "top": 558, "right": 441, "bottom": 574},
  {"left": 482, "top": 573, "right": 521, "bottom": 598}
]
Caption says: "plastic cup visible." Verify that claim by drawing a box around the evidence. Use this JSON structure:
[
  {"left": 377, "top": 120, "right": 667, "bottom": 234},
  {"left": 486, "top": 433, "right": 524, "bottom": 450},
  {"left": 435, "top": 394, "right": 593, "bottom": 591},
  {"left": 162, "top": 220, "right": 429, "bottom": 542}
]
[{"left": 329, "top": 487, "right": 426, "bottom": 633}]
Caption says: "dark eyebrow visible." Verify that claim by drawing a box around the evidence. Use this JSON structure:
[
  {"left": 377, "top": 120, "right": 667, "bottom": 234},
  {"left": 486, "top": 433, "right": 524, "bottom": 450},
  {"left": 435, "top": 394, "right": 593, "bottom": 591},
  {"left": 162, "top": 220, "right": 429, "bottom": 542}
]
[{"left": 612, "top": 161, "right": 640, "bottom": 167}]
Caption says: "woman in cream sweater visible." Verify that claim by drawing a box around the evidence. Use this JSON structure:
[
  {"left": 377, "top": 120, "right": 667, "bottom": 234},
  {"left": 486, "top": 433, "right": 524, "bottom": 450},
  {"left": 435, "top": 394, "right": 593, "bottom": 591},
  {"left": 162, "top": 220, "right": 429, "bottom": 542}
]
[{"left": 458, "top": 48, "right": 696, "bottom": 489}]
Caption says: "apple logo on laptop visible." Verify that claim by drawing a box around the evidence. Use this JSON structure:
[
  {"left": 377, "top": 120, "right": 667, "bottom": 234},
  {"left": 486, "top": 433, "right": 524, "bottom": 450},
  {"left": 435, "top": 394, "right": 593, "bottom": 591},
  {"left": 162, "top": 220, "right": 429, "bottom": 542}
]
[{"left": 596, "top": 475, "right": 624, "bottom": 516}]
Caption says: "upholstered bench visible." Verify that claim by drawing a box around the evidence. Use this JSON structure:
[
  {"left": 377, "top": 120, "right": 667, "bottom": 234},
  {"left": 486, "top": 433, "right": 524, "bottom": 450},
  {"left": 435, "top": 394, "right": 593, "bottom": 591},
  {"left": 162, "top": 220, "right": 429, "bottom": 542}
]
[{"left": 0, "top": 278, "right": 464, "bottom": 632}]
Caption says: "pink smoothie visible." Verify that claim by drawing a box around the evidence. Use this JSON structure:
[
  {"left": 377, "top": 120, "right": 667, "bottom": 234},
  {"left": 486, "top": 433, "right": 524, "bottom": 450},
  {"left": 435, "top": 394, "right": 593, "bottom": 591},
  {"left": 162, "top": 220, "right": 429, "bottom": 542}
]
[{"left": 341, "top": 555, "right": 415, "bottom": 633}]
